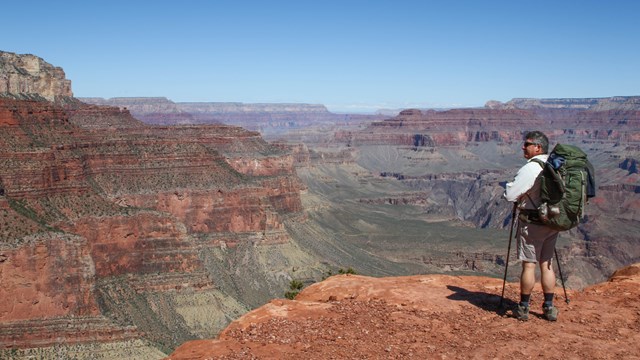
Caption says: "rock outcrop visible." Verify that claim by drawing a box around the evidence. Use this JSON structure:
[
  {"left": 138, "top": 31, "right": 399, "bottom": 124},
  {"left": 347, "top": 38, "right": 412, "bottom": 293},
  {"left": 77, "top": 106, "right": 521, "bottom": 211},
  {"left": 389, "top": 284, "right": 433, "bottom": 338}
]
[
  {"left": 0, "top": 51, "right": 73, "bottom": 102},
  {"left": 167, "top": 263, "right": 640, "bottom": 359}
]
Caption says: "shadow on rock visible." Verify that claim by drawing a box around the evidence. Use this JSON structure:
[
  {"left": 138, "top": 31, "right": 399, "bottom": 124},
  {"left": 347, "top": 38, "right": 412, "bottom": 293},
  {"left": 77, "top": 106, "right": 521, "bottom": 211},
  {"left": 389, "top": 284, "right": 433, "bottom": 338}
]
[{"left": 446, "top": 285, "right": 516, "bottom": 316}]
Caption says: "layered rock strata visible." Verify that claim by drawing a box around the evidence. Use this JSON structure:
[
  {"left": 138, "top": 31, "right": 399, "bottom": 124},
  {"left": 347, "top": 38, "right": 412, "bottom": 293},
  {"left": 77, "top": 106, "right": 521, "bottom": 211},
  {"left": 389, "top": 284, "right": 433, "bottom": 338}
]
[
  {"left": 322, "top": 100, "right": 640, "bottom": 288},
  {"left": 79, "top": 97, "right": 195, "bottom": 125},
  {"left": 488, "top": 95, "right": 640, "bottom": 111},
  {"left": 335, "top": 106, "right": 640, "bottom": 147},
  {"left": 78, "top": 97, "right": 385, "bottom": 138},
  {"left": 0, "top": 95, "right": 307, "bottom": 354}
]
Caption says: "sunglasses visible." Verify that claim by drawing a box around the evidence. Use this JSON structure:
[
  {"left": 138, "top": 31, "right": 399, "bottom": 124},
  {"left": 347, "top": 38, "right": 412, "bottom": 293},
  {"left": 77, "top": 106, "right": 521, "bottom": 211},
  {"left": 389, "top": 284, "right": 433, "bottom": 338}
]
[{"left": 524, "top": 141, "right": 540, "bottom": 147}]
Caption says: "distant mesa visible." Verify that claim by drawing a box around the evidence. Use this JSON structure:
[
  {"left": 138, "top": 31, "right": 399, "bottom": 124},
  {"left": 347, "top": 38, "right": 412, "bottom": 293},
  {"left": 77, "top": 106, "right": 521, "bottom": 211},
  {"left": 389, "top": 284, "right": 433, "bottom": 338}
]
[
  {"left": 77, "top": 97, "right": 373, "bottom": 131},
  {"left": 486, "top": 96, "right": 640, "bottom": 111},
  {"left": 80, "top": 97, "right": 332, "bottom": 115},
  {"left": 78, "top": 97, "right": 334, "bottom": 121},
  {"left": 398, "top": 108, "right": 423, "bottom": 116}
]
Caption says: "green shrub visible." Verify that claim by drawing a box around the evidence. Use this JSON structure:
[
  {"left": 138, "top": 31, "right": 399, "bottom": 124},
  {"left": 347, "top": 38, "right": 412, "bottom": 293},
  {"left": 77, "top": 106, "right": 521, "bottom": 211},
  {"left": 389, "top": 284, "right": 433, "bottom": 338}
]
[
  {"left": 322, "top": 267, "right": 358, "bottom": 280},
  {"left": 338, "top": 267, "right": 357, "bottom": 275},
  {"left": 284, "top": 279, "right": 305, "bottom": 299}
]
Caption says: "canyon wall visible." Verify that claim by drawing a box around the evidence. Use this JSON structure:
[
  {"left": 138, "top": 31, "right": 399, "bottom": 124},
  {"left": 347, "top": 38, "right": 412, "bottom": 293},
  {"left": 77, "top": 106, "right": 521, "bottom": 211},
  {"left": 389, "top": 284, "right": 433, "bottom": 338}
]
[
  {"left": 335, "top": 105, "right": 640, "bottom": 147},
  {"left": 78, "top": 97, "right": 196, "bottom": 125},
  {"left": 95, "top": 91, "right": 640, "bottom": 291},
  {"left": 0, "top": 97, "right": 315, "bottom": 354},
  {"left": 488, "top": 95, "right": 640, "bottom": 111},
  {"left": 78, "top": 97, "right": 385, "bottom": 137},
  {"left": 0, "top": 53, "right": 313, "bottom": 355},
  {"left": 320, "top": 100, "right": 640, "bottom": 288}
]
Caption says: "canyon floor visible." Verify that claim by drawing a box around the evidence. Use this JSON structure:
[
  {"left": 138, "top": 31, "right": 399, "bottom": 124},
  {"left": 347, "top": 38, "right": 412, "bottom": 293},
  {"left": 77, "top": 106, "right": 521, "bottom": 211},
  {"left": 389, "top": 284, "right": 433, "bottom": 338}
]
[{"left": 168, "top": 264, "right": 640, "bottom": 359}]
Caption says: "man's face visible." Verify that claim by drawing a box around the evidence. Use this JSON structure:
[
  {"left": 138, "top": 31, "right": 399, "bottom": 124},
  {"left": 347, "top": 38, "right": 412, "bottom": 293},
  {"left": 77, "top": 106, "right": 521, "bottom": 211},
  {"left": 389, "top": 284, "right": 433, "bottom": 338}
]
[{"left": 522, "top": 139, "right": 542, "bottom": 159}]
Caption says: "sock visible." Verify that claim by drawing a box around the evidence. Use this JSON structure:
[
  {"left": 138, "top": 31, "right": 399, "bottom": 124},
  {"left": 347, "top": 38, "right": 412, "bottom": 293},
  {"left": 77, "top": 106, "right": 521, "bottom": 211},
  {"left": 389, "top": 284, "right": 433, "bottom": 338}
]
[
  {"left": 543, "top": 293, "right": 554, "bottom": 308},
  {"left": 520, "top": 294, "right": 531, "bottom": 308}
]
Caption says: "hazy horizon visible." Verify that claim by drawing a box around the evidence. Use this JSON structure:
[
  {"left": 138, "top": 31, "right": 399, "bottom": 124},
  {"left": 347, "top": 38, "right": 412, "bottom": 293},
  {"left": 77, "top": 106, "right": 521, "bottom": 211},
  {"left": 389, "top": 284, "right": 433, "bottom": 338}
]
[{"left": 5, "top": 1, "right": 640, "bottom": 113}]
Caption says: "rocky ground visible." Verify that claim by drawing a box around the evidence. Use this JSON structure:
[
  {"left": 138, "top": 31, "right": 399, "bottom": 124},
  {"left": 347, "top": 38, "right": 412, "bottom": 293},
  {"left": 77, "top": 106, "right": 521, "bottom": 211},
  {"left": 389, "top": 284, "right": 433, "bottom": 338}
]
[{"left": 168, "top": 264, "right": 640, "bottom": 360}]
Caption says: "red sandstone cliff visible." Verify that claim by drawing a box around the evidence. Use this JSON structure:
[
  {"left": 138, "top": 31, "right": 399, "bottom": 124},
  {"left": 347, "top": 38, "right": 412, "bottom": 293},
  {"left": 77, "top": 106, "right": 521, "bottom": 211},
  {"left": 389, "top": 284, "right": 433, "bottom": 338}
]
[
  {"left": 0, "top": 95, "right": 305, "bottom": 353},
  {"left": 335, "top": 106, "right": 640, "bottom": 147},
  {"left": 1, "top": 53, "right": 312, "bottom": 355}
]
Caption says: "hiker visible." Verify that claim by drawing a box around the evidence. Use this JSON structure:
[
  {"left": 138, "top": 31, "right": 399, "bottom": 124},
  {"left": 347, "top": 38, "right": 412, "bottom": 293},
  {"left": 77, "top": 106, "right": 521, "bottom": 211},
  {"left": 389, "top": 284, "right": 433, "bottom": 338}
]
[{"left": 503, "top": 131, "right": 559, "bottom": 321}]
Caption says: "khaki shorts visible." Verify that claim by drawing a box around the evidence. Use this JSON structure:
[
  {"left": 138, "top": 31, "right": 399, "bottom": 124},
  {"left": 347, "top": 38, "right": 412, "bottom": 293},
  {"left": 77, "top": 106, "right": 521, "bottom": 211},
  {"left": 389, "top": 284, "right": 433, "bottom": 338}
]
[{"left": 516, "top": 219, "right": 559, "bottom": 263}]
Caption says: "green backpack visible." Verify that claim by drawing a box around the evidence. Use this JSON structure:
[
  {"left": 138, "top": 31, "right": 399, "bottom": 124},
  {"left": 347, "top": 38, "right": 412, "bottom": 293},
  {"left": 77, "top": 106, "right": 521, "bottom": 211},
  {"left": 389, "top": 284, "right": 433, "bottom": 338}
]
[{"left": 531, "top": 144, "right": 596, "bottom": 231}]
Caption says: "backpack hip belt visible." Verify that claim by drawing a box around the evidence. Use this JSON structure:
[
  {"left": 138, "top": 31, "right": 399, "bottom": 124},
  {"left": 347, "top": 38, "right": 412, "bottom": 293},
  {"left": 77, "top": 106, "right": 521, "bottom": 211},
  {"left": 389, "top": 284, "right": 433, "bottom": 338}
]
[{"left": 518, "top": 208, "right": 544, "bottom": 224}]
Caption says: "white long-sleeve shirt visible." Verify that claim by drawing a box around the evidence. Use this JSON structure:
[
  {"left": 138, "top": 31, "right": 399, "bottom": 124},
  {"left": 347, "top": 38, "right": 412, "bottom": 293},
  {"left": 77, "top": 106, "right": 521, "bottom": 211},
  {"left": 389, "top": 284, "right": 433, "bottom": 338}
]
[{"left": 504, "top": 154, "right": 548, "bottom": 209}]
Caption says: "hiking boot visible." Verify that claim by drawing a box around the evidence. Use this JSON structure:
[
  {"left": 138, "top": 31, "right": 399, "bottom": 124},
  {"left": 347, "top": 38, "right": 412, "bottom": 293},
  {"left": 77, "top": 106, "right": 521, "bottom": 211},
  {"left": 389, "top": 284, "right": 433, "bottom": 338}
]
[
  {"left": 543, "top": 305, "right": 559, "bottom": 321},
  {"left": 513, "top": 304, "right": 529, "bottom": 321}
]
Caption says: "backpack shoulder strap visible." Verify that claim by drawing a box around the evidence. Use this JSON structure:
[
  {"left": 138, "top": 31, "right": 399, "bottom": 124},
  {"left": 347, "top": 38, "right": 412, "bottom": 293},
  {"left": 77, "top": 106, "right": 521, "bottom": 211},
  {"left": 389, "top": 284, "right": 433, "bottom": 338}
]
[
  {"left": 530, "top": 158, "right": 545, "bottom": 168},
  {"left": 523, "top": 158, "right": 545, "bottom": 208}
]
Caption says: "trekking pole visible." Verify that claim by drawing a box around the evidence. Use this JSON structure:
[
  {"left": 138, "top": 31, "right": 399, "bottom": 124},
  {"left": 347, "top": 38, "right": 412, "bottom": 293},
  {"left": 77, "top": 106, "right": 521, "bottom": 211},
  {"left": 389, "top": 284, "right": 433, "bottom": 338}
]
[
  {"left": 500, "top": 203, "right": 518, "bottom": 308},
  {"left": 554, "top": 247, "right": 570, "bottom": 304}
]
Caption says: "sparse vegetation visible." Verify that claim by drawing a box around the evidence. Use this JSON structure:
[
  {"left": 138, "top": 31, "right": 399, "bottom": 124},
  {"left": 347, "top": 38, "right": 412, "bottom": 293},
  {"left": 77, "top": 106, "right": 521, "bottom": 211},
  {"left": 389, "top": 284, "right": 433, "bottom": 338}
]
[
  {"left": 284, "top": 279, "right": 305, "bottom": 300},
  {"left": 338, "top": 267, "right": 357, "bottom": 275},
  {"left": 322, "top": 267, "right": 358, "bottom": 280}
]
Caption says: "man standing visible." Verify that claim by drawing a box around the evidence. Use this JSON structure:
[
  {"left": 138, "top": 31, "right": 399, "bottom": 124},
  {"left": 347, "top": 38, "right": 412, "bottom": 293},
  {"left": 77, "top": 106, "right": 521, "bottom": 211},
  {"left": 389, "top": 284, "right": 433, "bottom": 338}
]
[{"left": 504, "top": 131, "right": 559, "bottom": 321}]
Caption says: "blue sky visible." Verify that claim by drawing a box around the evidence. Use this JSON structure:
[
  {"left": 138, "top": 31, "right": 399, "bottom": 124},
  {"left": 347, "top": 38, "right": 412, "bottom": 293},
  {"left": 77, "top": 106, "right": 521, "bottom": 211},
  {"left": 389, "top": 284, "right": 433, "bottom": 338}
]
[{"left": 4, "top": 1, "right": 639, "bottom": 113}]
